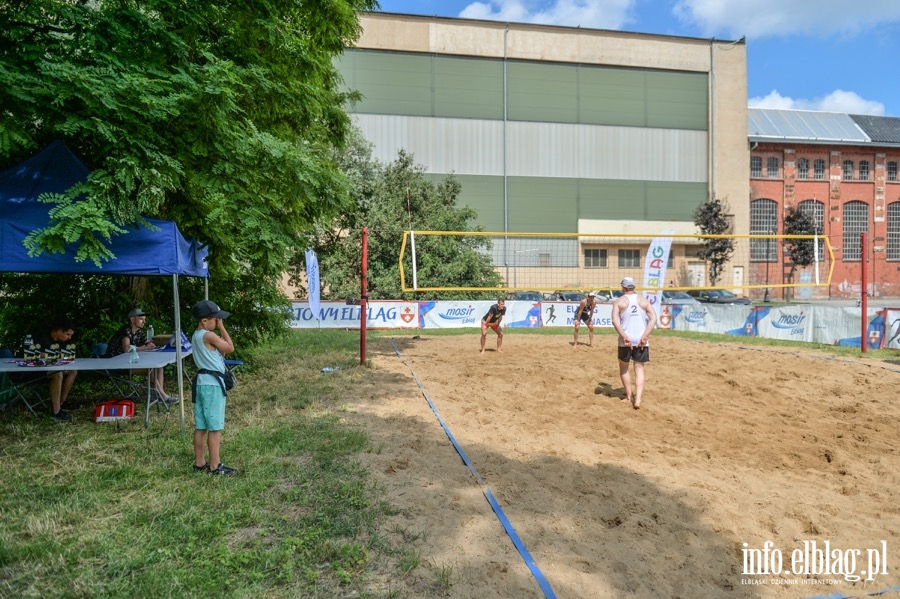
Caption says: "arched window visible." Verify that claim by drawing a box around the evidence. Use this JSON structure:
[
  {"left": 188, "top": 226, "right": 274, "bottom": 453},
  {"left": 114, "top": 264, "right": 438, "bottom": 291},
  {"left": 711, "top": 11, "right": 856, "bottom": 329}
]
[
  {"left": 798, "top": 199, "right": 825, "bottom": 261},
  {"left": 814, "top": 159, "right": 826, "bottom": 179},
  {"left": 888, "top": 202, "right": 900, "bottom": 261},
  {"left": 859, "top": 160, "right": 870, "bottom": 181},
  {"left": 843, "top": 160, "right": 854, "bottom": 181},
  {"left": 797, "top": 158, "right": 810, "bottom": 179},
  {"left": 750, "top": 156, "right": 762, "bottom": 178},
  {"left": 751, "top": 199, "right": 778, "bottom": 261},
  {"left": 842, "top": 201, "right": 869, "bottom": 261}
]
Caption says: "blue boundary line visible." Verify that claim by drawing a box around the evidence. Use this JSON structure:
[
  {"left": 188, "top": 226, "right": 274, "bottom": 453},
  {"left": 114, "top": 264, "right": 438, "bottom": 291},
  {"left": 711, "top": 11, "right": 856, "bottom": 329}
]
[{"left": 389, "top": 338, "right": 557, "bottom": 599}]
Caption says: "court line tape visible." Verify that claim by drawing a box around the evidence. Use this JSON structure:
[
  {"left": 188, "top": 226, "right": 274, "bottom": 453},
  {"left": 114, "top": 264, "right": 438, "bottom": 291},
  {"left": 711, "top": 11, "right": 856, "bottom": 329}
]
[
  {"left": 803, "top": 586, "right": 900, "bottom": 599},
  {"left": 389, "top": 339, "right": 557, "bottom": 599}
]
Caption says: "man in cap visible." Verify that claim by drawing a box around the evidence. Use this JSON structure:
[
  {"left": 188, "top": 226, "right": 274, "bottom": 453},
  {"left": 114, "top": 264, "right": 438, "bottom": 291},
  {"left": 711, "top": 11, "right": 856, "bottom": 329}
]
[
  {"left": 611, "top": 277, "right": 657, "bottom": 409},
  {"left": 573, "top": 292, "right": 597, "bottom": 349},
  {"left": 190, "top": 300, "right": 237, "bottom": 475}
]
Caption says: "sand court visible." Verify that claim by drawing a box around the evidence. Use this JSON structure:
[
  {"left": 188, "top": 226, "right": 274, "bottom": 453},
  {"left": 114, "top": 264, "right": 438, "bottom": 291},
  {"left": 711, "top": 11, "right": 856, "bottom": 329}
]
[{"left": 342, "top": 333, "right": 900, "bottom": 598}]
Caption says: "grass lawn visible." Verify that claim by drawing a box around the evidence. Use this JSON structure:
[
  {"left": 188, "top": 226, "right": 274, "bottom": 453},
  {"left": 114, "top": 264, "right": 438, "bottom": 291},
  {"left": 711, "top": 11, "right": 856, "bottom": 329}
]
[
  {"left": 1, "top": 327, "right": 894, "bottom": 598},
  {"left": 0, "top": 330, "right": 413, "bottom": 598}
]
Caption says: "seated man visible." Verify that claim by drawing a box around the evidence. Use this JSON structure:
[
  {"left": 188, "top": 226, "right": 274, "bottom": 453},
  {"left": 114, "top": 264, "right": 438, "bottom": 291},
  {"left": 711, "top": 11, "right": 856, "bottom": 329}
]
[
  {"left": 103, "top": 308, "right": 174, "bottom": 402},
  {"left": 35, "top": 318, "right": 78, "bottom": 421}
]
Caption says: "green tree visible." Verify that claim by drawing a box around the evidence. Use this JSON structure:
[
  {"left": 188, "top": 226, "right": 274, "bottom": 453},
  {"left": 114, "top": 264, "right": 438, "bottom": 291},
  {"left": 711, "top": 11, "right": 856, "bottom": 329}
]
[
  {"left": 293, "top": 134, "right": 503, "bottom": 301},
  {"left": 693, "top": 196, "right": 735, "bottom": 286},
  {"left": 0, "top": 0, "right": 375, "bottom": 343},
  {"left": 782, "top": 205, "right": 818, "bottom": 302}
]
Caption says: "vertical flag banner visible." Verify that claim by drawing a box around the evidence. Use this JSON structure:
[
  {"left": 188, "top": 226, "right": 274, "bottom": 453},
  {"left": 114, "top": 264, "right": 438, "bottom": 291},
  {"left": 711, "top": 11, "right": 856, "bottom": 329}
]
[
  {"left": 642, "top": 229, "right": 675, "bottom": 308},
  {"left": 305, "top": 249, "right": 320, "bottom": 321}
]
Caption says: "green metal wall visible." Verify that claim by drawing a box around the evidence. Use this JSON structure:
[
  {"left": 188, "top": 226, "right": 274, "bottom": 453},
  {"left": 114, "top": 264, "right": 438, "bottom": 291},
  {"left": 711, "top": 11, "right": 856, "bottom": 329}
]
[
  {"left": 434, "top": 175, "right": 707, "bottom": 232},
  {"left": 341, "top": 48, "right": 710, "bottom": 232},
  {"left": 337, "top": 49, "right": 708, "bottom": 129}
]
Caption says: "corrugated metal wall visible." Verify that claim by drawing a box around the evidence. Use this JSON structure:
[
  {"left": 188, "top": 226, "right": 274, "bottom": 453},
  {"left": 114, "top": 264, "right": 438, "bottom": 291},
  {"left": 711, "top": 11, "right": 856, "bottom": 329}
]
[{"left": 355, "top": 114, "right": 706, "bottom": 182}]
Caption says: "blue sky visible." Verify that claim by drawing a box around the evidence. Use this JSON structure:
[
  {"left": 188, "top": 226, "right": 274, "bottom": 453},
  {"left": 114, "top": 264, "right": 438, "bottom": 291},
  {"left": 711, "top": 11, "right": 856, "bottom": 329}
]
[{"left": 374, "top": 0, "right": 900, "bottom": 117}]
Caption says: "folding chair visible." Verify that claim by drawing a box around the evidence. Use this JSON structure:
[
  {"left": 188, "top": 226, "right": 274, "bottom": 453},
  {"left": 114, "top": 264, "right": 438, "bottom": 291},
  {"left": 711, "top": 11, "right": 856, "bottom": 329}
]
[
  {"left": 0, "top": 348, "right": 49, "bottom": 416},
  {"left": 91, "top": 342, "right": 146, "bottom": 400},
  {"left": 0, "top": 348, "right": 16, "bottom": 413}
]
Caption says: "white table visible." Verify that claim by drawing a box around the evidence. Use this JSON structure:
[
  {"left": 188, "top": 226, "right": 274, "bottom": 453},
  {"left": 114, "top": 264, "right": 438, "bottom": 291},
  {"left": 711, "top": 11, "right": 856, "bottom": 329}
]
[{"left": 0, "top": 350, "right": 191, "bottom": 427}]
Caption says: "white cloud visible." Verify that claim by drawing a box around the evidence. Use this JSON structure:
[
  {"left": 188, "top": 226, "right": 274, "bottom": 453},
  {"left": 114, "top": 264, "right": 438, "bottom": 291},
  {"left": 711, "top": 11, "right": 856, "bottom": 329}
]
[
  {"left": 674, "top": 0, "right": 900, "bottom": 39},
  {"left": 459, "top": 0, "right": 635, "bottom": 29},
  {"left": 749, "top": 90, "right": 885, "bottom": 116}
]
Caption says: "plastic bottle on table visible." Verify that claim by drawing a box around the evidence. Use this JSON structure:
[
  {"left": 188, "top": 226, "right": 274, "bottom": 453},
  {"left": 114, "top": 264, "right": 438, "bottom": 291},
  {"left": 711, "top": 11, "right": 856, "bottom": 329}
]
[
  {"left": 23, "top": 334, "right": 33, "bottom": 359},
  {"left": 129, "top": 345, "right": 140, "bottom": 364},
  {"left": 147, "top": 325, "right": 154, "bottom": 342}
]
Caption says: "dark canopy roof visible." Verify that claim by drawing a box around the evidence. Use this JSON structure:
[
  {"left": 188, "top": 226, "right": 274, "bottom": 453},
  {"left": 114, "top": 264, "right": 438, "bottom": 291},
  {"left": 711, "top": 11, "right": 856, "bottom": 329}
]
[{"left": 0, "top": 141, "right": 208, "bottom": 276}]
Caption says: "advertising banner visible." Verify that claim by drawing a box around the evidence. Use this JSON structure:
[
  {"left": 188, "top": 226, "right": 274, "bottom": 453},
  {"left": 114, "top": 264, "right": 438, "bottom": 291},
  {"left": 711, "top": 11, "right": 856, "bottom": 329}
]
[
  {"left": 290, "top": 301, "right": 418, "bottom": 329},
  {"left": 304, "top": 249, "right": 320, "bottom": 320},
  {"left": 541, "top": 302, "right": 613, "bottom": 328},
  {"left": 884, "top": 308, "right": 900, "bottom": 349},
  {"left": 669, "top": 304, "right": 756, "bottom": 335},
  {"left": 642, "top": 229, "right": 674, "bottom": 310},
  {"left": 813, "top": 306, "right": 867, "bottom": 346},
  {"left": 419, "top": 301, "right": 490, "bottom": 329},
  {"left": 755, "top": 305, "right": 815, "bottom": 343},
  {"left": 829, "top": 307, "right": 886, "bottom": 349},
  {"left": 418, "top": 300, "right": 542, "bottom": 329}
]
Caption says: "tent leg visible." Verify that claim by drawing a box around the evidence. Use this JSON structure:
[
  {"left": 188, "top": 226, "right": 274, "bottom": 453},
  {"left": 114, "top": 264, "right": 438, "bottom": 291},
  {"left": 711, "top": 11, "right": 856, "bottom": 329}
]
[{"left": 174, "top": 274, "right": 185, "bottom": 433}]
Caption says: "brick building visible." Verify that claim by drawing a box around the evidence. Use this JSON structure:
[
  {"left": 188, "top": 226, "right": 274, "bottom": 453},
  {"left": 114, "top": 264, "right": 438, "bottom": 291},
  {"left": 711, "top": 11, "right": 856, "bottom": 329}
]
[{"left": 748, "top": 108, "right": 900, "bottom": 299}]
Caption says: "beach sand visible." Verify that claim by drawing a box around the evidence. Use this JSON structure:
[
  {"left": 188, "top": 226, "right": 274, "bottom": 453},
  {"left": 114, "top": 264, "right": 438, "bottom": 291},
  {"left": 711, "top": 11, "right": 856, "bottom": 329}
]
[{"left": 343, "top": 333, "right": 900, "bottom": 598}]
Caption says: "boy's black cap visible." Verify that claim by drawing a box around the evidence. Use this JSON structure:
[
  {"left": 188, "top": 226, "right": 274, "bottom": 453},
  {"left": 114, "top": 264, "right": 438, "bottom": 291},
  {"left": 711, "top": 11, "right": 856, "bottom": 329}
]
[{"left": 192, "top": 300, "right": 230, "bottom": 320}]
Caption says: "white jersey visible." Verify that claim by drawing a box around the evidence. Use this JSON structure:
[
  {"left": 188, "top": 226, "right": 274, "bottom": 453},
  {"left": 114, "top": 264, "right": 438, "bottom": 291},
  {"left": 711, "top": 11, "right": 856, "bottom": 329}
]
[{"left": 618, "top": 293, "right": 648, "bottom": 347}]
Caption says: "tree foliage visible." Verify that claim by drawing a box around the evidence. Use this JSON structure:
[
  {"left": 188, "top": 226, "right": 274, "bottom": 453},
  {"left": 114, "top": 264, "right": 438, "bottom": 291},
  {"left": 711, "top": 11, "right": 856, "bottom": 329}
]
[
  {"left": 292, "top": 132, "right": 503, "bottom": 301},
  {"left": 693, "top": 196, "right": 735, "bottom": 285},
  {"left": 0, "top": 0, "right": 375, "bottom": 344},
  {"left": 781, "top": 205, "right": 818, "bottom": 301},
  {"left": 783, "top": 205, "right": 818, "bottom": 270}
]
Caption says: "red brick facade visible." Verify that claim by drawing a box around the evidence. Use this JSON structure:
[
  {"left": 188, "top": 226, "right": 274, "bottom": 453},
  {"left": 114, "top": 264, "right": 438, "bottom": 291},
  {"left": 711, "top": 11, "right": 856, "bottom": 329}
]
[{"left": 749, "top": 143, "right": 900, "bottom": 300}]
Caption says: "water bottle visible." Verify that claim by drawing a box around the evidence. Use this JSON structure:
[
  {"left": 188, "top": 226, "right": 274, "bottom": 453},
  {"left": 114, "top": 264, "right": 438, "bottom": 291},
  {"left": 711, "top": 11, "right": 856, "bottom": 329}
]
[
  {"left": 129, "top": 345, "right": 140, "bottom": 364},
  {"left": 147, "top": 325, "right": 155, "bottom": 342},
  {"left": 24, "top": 334, "right": 33, "bottom": 359}
]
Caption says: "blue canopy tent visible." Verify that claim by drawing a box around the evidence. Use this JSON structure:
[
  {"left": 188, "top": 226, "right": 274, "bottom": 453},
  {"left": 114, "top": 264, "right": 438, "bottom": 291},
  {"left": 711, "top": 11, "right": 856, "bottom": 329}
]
[{"left": 0, "top": 140, "right": 208, "bottom": 429}]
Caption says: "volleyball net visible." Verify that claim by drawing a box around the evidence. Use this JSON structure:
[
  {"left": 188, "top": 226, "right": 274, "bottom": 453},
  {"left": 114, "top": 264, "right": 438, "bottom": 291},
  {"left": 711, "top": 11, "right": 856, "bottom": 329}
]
[{"left": 398, "top": 231, "right": 835, "bottom": 294}]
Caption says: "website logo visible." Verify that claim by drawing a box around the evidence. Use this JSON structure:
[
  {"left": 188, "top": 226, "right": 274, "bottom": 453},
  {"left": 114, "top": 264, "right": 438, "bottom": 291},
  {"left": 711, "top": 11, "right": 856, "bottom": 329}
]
[
  {"left": 684, "top": 310, "right": 707, "bottom": 324},
  {"left": 438, "top": 305, "right": 478, "bottom": 325},
  {"left": 741, "top": 540, "right": 888, "bottom": 584}
]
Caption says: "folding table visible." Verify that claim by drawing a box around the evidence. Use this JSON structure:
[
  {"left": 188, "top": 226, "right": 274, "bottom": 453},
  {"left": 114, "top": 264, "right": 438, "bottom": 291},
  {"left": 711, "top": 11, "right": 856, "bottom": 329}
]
[{"left": 0, "top": 350, "right": 192, "bottom": 427}]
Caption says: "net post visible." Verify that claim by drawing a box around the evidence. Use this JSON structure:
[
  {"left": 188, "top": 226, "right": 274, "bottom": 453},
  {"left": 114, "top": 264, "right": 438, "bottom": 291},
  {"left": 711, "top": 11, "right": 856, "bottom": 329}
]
[
  {"left": 410, "top": 230, "right": 418, "bottom": 291},
  {"left": 860, "top": 231, "right": 867, "bottom": 353},
  {"left": 814, "top": 230, "right": 820, "bottom": 286},
  {"left": 361, "top": 227, "right": 368, "bottom": 365}
]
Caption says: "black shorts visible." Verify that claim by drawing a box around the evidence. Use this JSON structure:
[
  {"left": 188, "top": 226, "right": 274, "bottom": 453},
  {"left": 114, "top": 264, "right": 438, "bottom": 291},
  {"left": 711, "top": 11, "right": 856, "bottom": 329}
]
[
  {"left": 576, "top": 311, "right": 592, "bottom": 325},
  {"left": 618, "top": 345, "right": 650, "bottom": 363}
]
